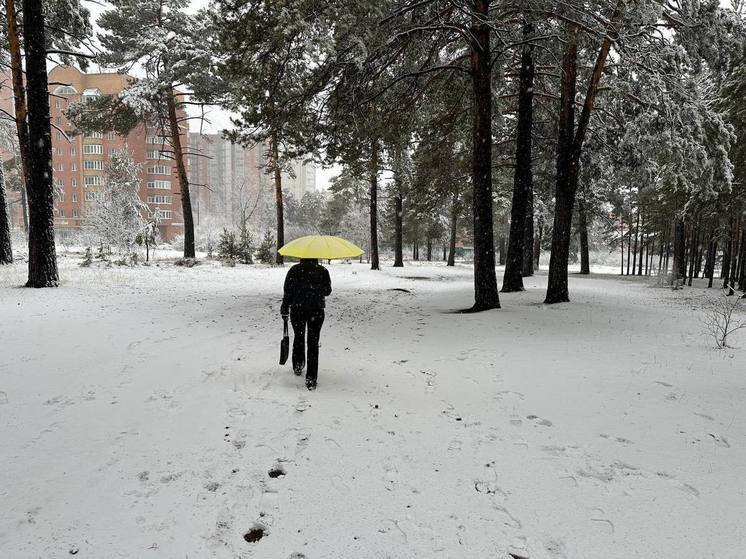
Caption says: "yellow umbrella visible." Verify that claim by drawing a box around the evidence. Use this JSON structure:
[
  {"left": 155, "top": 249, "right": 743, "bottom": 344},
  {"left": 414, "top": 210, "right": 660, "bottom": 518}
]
[{"left": 278, "top": 235, "right": 364, "bottom": 260}]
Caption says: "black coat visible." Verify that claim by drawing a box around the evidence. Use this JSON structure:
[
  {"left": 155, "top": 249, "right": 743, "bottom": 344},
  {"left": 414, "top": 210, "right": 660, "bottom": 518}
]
[{"left": 281, "top": 261, "right": 332, "bottom": 314}]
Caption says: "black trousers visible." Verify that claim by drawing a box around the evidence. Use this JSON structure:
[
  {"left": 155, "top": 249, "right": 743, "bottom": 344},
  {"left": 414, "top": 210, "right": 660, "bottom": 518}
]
[{"left": 290, "top": 309, "right": 325, "bottom": 380}]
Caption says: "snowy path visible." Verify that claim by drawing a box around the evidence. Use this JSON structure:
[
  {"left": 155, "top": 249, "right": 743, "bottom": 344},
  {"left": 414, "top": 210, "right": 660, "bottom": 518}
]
[{"left": 1, "top": 259, "right": 744, "bottom": 558}]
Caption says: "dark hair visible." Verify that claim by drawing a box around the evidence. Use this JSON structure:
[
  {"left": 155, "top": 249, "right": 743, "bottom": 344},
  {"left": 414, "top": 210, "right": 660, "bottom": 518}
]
[{"left": 300, "top": 258, "right": 319, "bottom": 264}]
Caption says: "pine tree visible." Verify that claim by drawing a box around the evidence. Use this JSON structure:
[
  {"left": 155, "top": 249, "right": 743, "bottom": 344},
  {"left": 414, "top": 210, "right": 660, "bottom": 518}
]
[
  {"left": 211, "top": 0, "right": 334, "bottom": 265},
  {"left": 23, "top": 0, "right": 59, "bottom": 287},
  {"left": 94, "top": 0, "right": 214, "bottom": 259},
  {"left": 217, "top": 229, "right": 238, "bottom": 262},
  {"left": 85, "top": 152, "right": 148, "bottom": 255},
  {"left": 255, "top": 231, "right": 276, "bottom": 264}
]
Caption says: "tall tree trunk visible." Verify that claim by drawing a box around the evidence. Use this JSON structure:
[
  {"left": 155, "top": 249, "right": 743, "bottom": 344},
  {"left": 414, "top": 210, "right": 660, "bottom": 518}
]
[
  {"left": 545, "top": 4, "right": 620, "bottom": 303},
  {"left": 626, "top": 218, "right": 632, "bottom": 275},
  {"left": 447, "top": 192, "right": 458, "bottom": 267},
  {"left": 687, "top": 226, "right": 698, "bottom": 287},
  {"left": 0, "top": 166, "right": 12, "bottom": 264},
  {"left": 426, "top": 234, "right": 432, "bottom": 261},
  {"left": 6, "top": 0, "right": 31, "bottom": 234},
  {"left": 728, "top": 217, "right": 741, "bottom": 294},
  {"left": 545, "top": 21, "right": 579, "bottom": 302},
  {"left": 706, "top": 237, "right": 717, "bottom": 288},
  {"left": 578, "top": 198, "right": 590, "bottom": 274},
  {"left": 369, "top": 139, "right": 380, "bottom": 271},
  {"left": 23, "top": 0, "right": 58, "bottom": 287},
  {"left": 166, "top": 91, "right": 195, "bottom": 259},
  {"left": 632, "top": 210, "right": 640, "bottom": 275},
  {"left": 523, "top": 183, "right": 534, "bottom": 276},
  {"left": 672, "top": 218, "right": 685, "bottom": 288},
  {"left": 393, "top": 189, "right": 403, "bottom": 267},
  {"left": 502, "top": 20, "right": 534, "bottom": 292},
  {"left": 269, "top": 134, "right": 284, "bottom": 265},
  {"left": 638, "top": 212, "right": 645, "bottom": 275},
  {"left": 721, "top": 219, "right": 732, "bottom": 281},
  {"left": 738, "top": 221, "right": 746, "bottom": 296},
  {"left": 620, "top": 217, "right": 624, "bottom": 275},
  {"left": 468, "top": 0, "right": 499, "bottom": 311}
]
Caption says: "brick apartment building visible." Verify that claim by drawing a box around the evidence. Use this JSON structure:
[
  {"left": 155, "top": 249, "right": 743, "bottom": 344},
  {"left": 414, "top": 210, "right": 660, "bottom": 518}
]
[
  {"left": 2, "top": 65, "right": 317, "bottom": 241},
  {"left": 47, "top": 65, "right": 187, "bottom": 241}
]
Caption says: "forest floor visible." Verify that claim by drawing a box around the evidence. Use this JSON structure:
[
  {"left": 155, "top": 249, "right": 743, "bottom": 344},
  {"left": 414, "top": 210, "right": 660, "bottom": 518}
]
[{"left": 1, "top": 255, "right": 745, "bottom": 559}]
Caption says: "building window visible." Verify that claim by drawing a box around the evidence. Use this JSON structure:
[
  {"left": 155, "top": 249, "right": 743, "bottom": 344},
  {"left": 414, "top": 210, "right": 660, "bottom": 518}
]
[
  {"left": 146, "top": 149, "right": 167, "bottom": 159},
  {"left": 146, "top": 165, "right": 170, "bottom": 175},
  {"left": 55, "top": 147, "right": 62, "bottom": 155},
  {"left": 155, "top": 209, "right": 172, "bottom": 219},
  {"left": 84, "top": 191, "right": 99, "bottom": 201},
  {"left": 58, "top": 209, "right": 64, "bottom": 217},
  {"left": 73, "top": 209, "right": 79, "bottom": 218},
  {"left": 70, "top": 147, "right": 76, "bottom": 156},
  {"left": 85, "top": 131, "right": 103, "bottom": 139},
  {"left": 84, "top": 175, "right": 103, "bottom": 186},
  {"left": 72, "top": 193, "right": 78, "bottom": 202},
  {"left": 71, "top": 163, "right": 78, "bottom": 172},
  {"left": 107, "top": 132, "right": 117, "bottom": 140},
  {"left": 147, "top": 195, "right": 172, "bottom": 204},
  {"left": 56, "top": 163, "right": 64, "bottom": 172},
  {"left": 147, "top": 180, "right": 171, "bottom": 190},
  {"left": 53, "top": 85, "right": 78, "bottom": 95},
  {"left": 71, "top": 178, "right": 77, "bottom": 188},
  {"left": 83, "top": 160, "right": 105, "bottom": 170},
  {"left": 146, "top": 135, "right": 169, "bottom": 145},
  {"left": 109, "top": 149, "right": 122, "bottom": 157},
  {"left": 83, "top": 144, "right": 103, "bottom": 155},
  {"left": 55, "top": 99, "right": 61, "bottom": 109}
]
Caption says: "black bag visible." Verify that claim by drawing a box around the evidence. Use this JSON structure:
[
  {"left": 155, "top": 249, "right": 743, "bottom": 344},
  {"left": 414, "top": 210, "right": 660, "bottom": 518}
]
[{"left": 279, "top": 316, "right": 289, "bottom": 365}]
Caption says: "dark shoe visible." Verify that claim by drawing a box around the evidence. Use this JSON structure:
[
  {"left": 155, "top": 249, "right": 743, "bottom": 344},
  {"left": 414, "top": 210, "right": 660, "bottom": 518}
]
[
  {"left": 305, "top": 378, "right": 317, "bottom": 391},
  {"left": 293, "top": 361, "right": 305, "bottom": 376}
]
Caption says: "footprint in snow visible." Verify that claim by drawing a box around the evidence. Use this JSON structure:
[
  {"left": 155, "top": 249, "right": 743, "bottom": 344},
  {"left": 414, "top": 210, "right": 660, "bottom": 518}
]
[
  {"left": 526, "top": 414, "right": 553, "bottom": 427},
  {"left": 708, "top": 433, "right": 730, "bottom": 448}
]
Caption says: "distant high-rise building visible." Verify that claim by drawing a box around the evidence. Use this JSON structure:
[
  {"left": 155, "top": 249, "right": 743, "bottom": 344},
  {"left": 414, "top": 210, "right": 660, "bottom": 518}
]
[
  {"left": 48, "top": 65, "right": 188, "bottom": 241},
  {"left": 187, "top": 133, "right": 316, "bottom": 227}
]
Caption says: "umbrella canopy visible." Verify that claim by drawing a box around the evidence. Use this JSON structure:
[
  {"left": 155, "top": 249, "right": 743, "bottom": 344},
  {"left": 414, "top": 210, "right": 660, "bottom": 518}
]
[{"left": 278, "top": 235, "right": 364, "bottom": 260}]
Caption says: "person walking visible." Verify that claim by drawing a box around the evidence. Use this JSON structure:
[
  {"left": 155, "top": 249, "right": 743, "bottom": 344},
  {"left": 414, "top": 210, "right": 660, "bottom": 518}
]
[{"left": 280, "top": 258, "right": 332, "bottom": 390}]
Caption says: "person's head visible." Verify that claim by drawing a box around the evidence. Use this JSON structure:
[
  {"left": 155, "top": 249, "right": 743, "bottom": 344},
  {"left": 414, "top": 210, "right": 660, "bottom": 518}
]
[{"left": 300, "top": 258, "right": 319, "bottom": 265}]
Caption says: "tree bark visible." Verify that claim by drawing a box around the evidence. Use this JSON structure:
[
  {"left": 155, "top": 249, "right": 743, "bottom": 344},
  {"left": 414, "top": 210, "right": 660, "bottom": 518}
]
[
  {"left": 467, "top": 0, "right": 499, "bottom": 310},
  {"left": 447, "top": 192, "right": 458, "bottom": 266},
  {"left": 502, "top": 20, "right": 534, "bottom": 292},
  {"left": 632, "top": 210, "right": 640, "bottom": 275},
  {"left": 638, "top": 211, "right": 645, "bottom": 275},
  {"left": 0, "top": 165, "right": 12, "bottom": 264},
  {"left": 166, "top": 91, "right": 195, "bottom": 259},
  {"left": 269, "top": 133, "right": 284, "bottom": 265},
  {"left": 706, "top": 237, "right": 717, "bottom": 288},
  {"left": 426, "top": 234, "right": 432, "bottom": 261},
  {"left": 23, "top": 0, "right": 58, "bottom": 287},
  {"left": 545, "top": 4, "right": 620, "bottom": 303},
  {"left": 369, "top": 139, "right": 380, "bottom": 270},
  {"left": 626, "top": 218, "right": 632, "bottom": 275},
  {"left": 671, "top": 218, "right": 685, "bottom": 288},
  {"left": 578, "top": 198, "right": 590, "bottom": 274},
  {"left": 620, "top": 217, "right": 624, "bottom": 275},
  {"left": 6, "top": 0, "right": 31, "bottom": 234},
  {"left": 393, "top": 188, "right": 403, "bottom": 267},
  {"left": 545, "top": 21, "right": 579, "bottom": 302}
]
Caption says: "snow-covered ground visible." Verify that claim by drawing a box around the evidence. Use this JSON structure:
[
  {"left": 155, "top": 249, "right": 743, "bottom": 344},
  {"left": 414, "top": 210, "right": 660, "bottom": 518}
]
[{"left": 1, "top": 257, "right": 744, "bottom": 558}]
